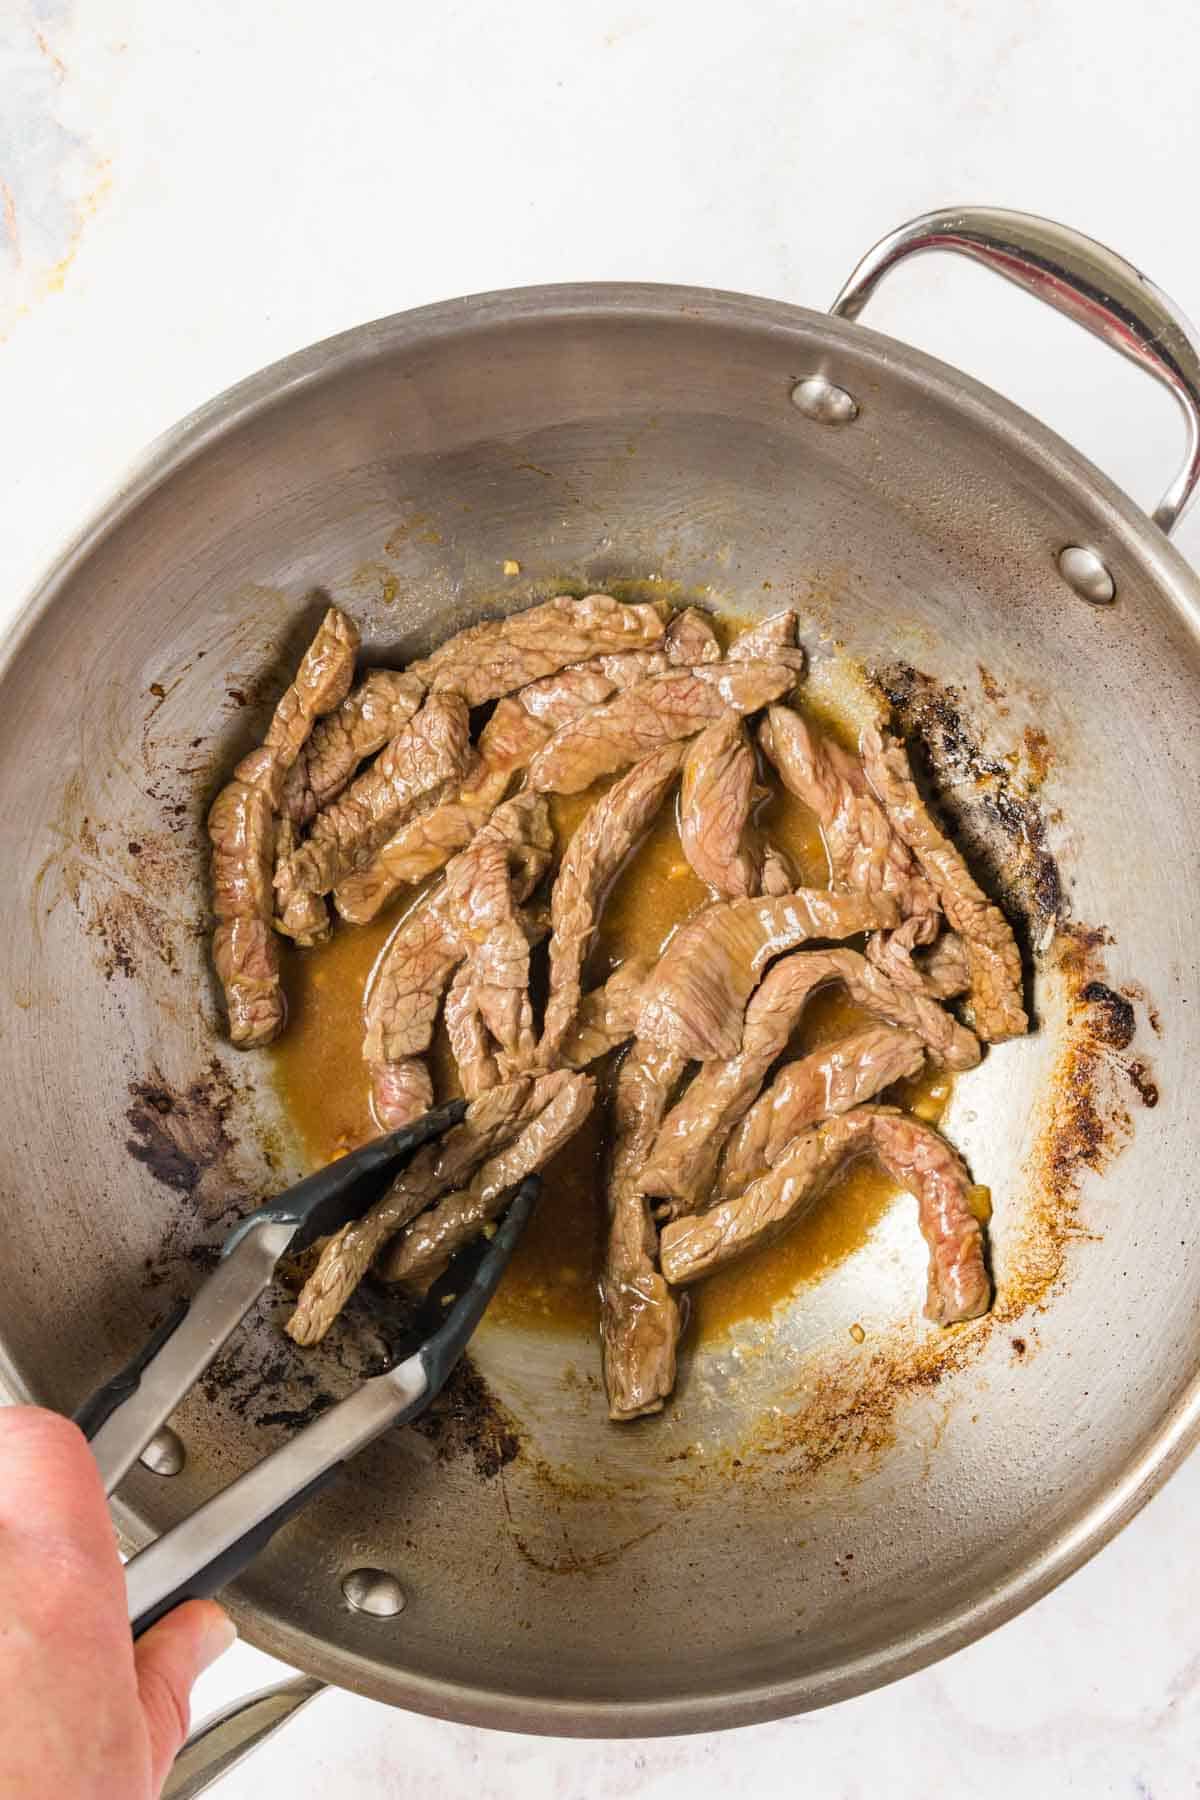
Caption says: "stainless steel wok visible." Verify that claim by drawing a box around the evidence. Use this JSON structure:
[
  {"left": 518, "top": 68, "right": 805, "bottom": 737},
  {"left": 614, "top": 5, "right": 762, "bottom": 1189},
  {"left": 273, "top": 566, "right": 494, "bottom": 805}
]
[{"left": 2, "top": 207, "right": 1199, "bottom": 1741}]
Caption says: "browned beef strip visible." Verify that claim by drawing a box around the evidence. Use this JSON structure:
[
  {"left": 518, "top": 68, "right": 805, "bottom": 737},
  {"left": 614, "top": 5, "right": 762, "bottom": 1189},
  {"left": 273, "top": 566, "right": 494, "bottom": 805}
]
[
  {"left": 411, "top": 594, "right": 666, "bottom": 705},
  {"left": 527, "top": 664, "right": 795, "bottom": 795},
  {"left": 539, "top": 744, "right": 685, "bottom": 1065},
  {"left": 871, "top": 1110, "right": 992, "bottom": 1323},
  {"left": 860, "top": 728, "right": 1028, "bottom": 1042},
  {"left": 759, "top": 706, "right": 938, "bottom": 919},
  {"left": 759, "top": 842, "right": 797, "bottom": 895},
  {"left": 602, "top": 1041, "right": 687, "bottom": 1421},
  {"left": 273, "top": 817, "right": 331, "bottom": 947},
  {"left": 442, "top": 795, "right": 553, "bottom": 1068},
  {"left": 664, "top": 607, "right": 721, "bottom": 664},
  {"left": 559, "top": 959, "right": 651, "bottom": 1068},
  {"left": 286, "top": 1079, "right": 550, "bottom": 1344},
  {"left": 208, "top": 780, "right": 283, "bottom": 1047},
  {"left": 332, "top": 766, "right": 508, "bottom": 925},
  {"left": 362, "top": 796, "right": 549, "bottom": 1119},
  {"left": 371, "top": 1057, "right": 435, "bottom": 1131},
  {"left": 211, "top": 918, "right": 283, "bottom": 1048},
  {"left": 641, "top": 939, "right": 976, "bottom": 1214},
  {"left": 234, "top": 607, "right": 360, "bottom": 808},
  {"left": 332, "top": 670, "right": 603, "bottom": 926},
  {"left": 279, "top": 669, "right": 425, "bottom": 825},
  {"left": 275, "top": 693, "right": 471, "bottom": 912},
  {"left": 659, "top": 1104, "right": 991, "bottom": 1324},
  {"left": 727, "top": 610, "right": 807, "bottom": 672},
  {"left": 517, "top": 664, "right": 619, "bottom": 726},
  {"left": 715, "top": 1026, "right": 926, "bottom": 1200},
  {"left": 380, "top": 1071, "right": 596, "bottom": 1289},
  {"left": 444, "top": 959, "right": 500, "bottom": 1099},
  {"left": 679, "top": 715, "right": 762, "bottom": 897},
  {"left": 363, "top": 893, "right": 463, "bottom": 1129},
  {"left": 589, "top": 649, "right": 671, "bottom": 686},
  {"left": 637, "top": 890, "right": 901, "bottom": 1063},
  {"left": 866, "top": 919, "right": 970, "bottom": 999}
]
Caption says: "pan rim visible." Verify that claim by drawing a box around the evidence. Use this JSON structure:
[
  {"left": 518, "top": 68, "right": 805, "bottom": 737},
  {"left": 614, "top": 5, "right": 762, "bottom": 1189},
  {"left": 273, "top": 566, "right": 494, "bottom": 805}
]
[{"left": 4, "top": 278, "right": 1200, "bottom": 1730}]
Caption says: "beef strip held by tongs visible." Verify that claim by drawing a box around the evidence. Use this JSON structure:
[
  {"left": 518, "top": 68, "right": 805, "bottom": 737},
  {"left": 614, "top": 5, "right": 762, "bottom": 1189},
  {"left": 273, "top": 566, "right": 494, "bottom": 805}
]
[{"left": 70, "top": 1103, "right": 539, "bottom": 1639}]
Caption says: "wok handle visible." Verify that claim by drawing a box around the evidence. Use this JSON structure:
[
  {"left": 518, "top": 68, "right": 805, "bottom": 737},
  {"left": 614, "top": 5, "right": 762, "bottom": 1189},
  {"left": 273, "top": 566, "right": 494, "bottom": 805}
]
[{"left": 832, "top": 206, "right": 1200, "bottom": 536}]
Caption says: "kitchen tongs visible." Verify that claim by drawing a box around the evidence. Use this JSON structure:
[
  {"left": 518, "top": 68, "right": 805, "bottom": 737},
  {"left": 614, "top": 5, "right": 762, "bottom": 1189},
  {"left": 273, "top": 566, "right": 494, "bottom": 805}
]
[{"left": 71, "top": 1099, "right": 539, "bottom": 1638}]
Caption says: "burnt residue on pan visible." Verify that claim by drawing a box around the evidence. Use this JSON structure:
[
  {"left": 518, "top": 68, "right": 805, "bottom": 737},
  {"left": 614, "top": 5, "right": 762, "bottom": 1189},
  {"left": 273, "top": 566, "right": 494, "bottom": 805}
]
[
  {"left": 411, "top": 1359, "right": 522, "bottom": 1481},
  {"left": 871, "top": 660, "right": 1065, "bottom": 943}
]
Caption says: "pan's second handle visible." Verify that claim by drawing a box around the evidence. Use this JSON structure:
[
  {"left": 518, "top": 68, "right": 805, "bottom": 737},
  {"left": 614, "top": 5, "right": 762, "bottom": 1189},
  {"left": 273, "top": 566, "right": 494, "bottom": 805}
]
[
  {"left": 162, "top": 1675, "right": 326, "bottom": 1800},
  {"left": 831, "top": 206, "right": 1200, "bottom": 536}
]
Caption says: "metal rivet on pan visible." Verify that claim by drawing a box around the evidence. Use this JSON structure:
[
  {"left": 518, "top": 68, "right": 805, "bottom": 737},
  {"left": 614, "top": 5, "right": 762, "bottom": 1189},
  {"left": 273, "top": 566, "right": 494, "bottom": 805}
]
[
  {"left": 790, "top": 375, "right": 859, "bottom": 424},
  {"left": 139, "top": 1426, "right": 186, "bottom": 1477},
  {"left": 1058, "top": 544, "right": 1116, "bottom": 603},
  {"left": 342, "top": 1568, "right": 406, "bottom": 1617}
]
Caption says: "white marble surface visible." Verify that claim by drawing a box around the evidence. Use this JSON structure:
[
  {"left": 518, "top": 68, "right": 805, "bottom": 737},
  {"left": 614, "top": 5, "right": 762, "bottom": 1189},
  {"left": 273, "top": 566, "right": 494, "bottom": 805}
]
[{"left": 3, "top": 1, "right": 1200, "bottom": 1794}]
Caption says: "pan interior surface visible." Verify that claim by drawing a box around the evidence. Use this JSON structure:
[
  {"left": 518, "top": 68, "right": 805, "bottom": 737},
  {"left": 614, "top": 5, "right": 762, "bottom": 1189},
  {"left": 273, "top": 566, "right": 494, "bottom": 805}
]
[{"left": 1, "top": 287, "right": 1196, "bottom": 1731}]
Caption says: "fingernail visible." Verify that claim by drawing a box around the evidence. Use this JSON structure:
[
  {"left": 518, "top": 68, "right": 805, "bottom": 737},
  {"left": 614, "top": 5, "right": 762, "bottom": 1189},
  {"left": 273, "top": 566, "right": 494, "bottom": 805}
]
[{"left": 198, "top": 1608, "right": 238, "bottom": 1669}]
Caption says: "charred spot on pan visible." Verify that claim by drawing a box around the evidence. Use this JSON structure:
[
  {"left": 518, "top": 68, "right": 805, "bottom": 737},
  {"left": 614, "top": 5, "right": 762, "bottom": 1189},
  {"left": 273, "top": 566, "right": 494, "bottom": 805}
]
[
  {"left": 125, "top": 1061, "right": 237, "bottom": 1199},
  {"left": 409, "top": 1356, "right": 521, "bottom": 1480},
  {"left": 868, "top": 661, "right": 1064, "bottom": 949},
  {"left": 1078, "top": 981, "right": 1136, "bottom": 1050}
]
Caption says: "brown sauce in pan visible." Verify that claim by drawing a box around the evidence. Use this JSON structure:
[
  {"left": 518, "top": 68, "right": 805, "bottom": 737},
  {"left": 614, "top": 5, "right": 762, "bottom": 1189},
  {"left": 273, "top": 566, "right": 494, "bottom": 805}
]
[{"left": 270, "top": 676, "right": 952, "bottom": 1346}]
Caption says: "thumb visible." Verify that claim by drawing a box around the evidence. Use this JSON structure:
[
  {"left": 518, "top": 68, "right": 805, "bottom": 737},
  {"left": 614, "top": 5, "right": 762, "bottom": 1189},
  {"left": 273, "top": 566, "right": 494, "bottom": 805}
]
[{"left": 133, "top": 1600, "right": 237, "bottom": 1793}]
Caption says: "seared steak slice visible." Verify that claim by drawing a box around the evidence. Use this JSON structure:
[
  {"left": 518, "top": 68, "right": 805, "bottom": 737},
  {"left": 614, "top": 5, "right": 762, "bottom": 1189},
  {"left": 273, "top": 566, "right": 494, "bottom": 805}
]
[
  {"left": 211, "top": 917, "right": 283, "bottom": 1049},
  {"left": 208, "top": 780, "right": 283, "bottom": 1047},
  {"left": 528, "top": 664, "right": 795, "bottom": 795},
  {"left": 442, "top": 795, "right": 554, "bottom": 1068},
  {"left": 286, "top": 1079, "right": 550, "bottom": 1344},
  {"left": 665, "top": 607, "right": 721, "bottom": 664},
  {"left": 679, "top": 715, "right": 763, "bottom": 897},
  {"left": 867, "top": 919, "right": 970, "bottom": 999},
  {"left": 517, "top": 664, "right": 619, "bottom": 726},
  {"left": 860, "top": 728, "right": 1028, "bottom": 1042},
  {"left": 363, "top": 795, "right": 549, "bottom": 1119},
  {"left": 590, "top": 649, "right": 671, "bottom": 686},
  {"left": 279, "top": 669, "right": 424, "bottom": 825},
  {"left": 371, "top": 1057, "right": 435, "bottom": 1131},
  {"left": 381, "top": 1071, "right": 595, "bottom": 1289},
  {"left": 539, "top": 744, "right": 685, "bottom": 1065},
  {"left": 234, "top": 607, "right": 360, "bottom": 807},
  {"left": 444, "top": 959, "right": 499, "bottom": 1099},
  {"left": 276, "top": 694, "right": 471, "bottom": 910},
  {"left": 871, "top": 1110, "right": 992, "bottom": 1323},
  {"left": 759, "top": 842, "right": 797, "bottom": 895},
  {"left": 637, "top": 890, "right": 901, "bottom": 1062},
  {"left": 411, "top": 594, "right": 666, "bottom": 704},
  {"left": 332, "top": 774, "right": 506, "bottom": 925},
  {"left": 332, "top": 668, "right": 614, "bottom": 926},
  {"left": 363, "top": 897, "right": 464, "bottom": 1127},
  {"left": 659, "top": 1105, "right": 991, "bottom": 1324},
  {"left": 559, "top": 959, "right": 651, "bottom": 1068},
  {"left": 759, "top": 706, "right": 937, "bottom": 919},
  {"left": 602, "top": 1041, "right": 687, "bottom": 1421},
  {"left": 641, "top": 938, "right": 975, "bottom": 1214},
  {"left": 715, "top": 1026, "right": 926, "bottom": 1200},
  {"left": 274, "top": 820, "right": 331, "bottom": 948},
  {"left": 728, "top": 610, "right": 807, "bottom": 672}
]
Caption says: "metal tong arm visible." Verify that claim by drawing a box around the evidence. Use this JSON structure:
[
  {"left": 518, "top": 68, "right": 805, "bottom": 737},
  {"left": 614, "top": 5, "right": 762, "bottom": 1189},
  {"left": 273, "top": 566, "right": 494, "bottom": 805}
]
[
  {"left": 125, "top": 1175, "right": 539, "bottom": 1637},
  {"left": 78, "top": 1101, "right": 467, "bottom": 1494}
]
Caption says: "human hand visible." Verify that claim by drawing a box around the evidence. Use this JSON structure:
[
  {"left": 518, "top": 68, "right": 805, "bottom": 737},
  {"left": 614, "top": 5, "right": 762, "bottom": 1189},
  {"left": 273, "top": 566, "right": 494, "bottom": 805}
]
[{"left": 0, "top": 1406, "right": 236, "bottom": 1799}]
